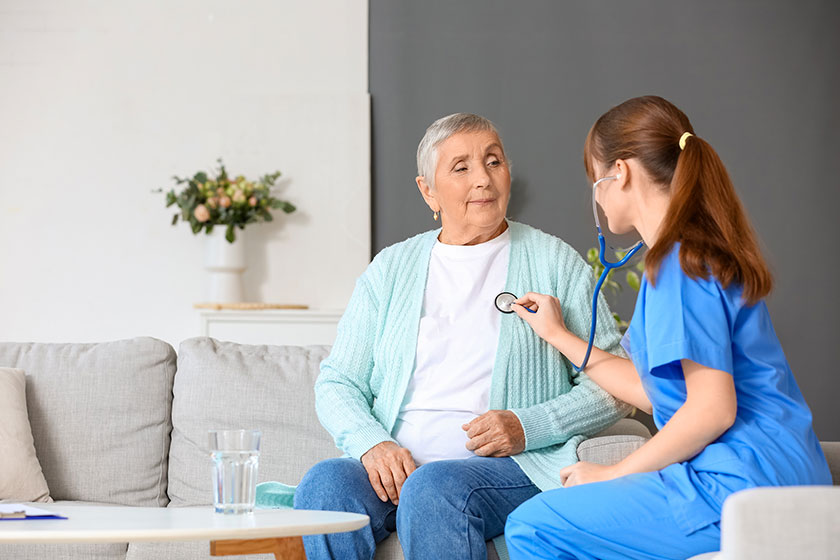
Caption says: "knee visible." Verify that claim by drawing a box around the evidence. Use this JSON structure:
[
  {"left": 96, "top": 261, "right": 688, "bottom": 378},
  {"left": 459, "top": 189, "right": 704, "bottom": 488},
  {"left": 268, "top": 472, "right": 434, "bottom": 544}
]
[
  {"left": 505, "top": 494, "right": 574, "bottom": 554},
  {"left": 398, "top": 461, "right": 461, "bottom": 520},
  {"left": 294, "top": 458, "right": 365, "bottom": 510}
]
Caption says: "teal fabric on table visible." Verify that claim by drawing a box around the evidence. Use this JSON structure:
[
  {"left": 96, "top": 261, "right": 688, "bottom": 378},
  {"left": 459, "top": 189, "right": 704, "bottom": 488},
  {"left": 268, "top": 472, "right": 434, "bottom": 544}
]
[{"left": 255, "top": 481, "right": 295, "bottom": 509}]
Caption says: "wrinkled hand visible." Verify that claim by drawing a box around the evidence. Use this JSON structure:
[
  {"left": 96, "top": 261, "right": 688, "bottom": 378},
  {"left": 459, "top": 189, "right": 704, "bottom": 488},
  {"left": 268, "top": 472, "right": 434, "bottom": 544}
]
[
  {"left": 462, "top": 410, "right": 526, "bottom": 457},
  {"left": 511, "top": 292, "right": 568, "bottom": 344},
  {"left": 558, "top": 461, "right": 620, "bottom": 487},
  {"left": 360, "top": 441, "right": 416, "bottom": 505}
]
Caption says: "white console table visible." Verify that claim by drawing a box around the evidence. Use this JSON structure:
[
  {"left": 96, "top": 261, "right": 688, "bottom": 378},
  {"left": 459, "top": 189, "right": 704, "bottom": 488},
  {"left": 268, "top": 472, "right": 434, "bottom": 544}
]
[{"left": 198, "top": 308, "right": 344, "bottom": 346}]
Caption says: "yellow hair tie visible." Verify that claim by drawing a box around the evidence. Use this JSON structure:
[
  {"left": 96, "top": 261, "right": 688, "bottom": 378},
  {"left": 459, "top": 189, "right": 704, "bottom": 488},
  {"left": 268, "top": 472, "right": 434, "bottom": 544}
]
[{"left": 679, "top": 132, "right": 693, "bottom": 150}]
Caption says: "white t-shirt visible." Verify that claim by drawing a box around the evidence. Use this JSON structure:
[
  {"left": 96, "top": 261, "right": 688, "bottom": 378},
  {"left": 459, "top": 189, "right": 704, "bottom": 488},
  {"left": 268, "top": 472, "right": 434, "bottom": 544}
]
[{"left": 393, "top": 228, "right": 510, "bottom": 465}]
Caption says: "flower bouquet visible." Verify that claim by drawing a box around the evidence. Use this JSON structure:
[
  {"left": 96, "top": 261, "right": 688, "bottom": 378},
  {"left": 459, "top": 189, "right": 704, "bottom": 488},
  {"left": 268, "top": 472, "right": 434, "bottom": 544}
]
[{"left": 162, "top": 158, "right": 296, "bottom": 243}]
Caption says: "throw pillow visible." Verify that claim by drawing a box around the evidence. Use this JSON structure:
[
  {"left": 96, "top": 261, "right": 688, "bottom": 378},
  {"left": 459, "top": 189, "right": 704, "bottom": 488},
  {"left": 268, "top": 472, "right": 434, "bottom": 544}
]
[{"left": 0, "top": 367, "right": 51, "bottom": 502}]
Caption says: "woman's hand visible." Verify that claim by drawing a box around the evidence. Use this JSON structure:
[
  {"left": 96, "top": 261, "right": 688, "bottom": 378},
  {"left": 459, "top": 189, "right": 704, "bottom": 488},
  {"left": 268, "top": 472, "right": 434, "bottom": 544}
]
[
  {"left": 511, "top": 292, "right": 569, "bottom": 345},
  {"left": 463, "top": 410, "right": 526, "bottom": 457},
  {"left": 360, "top": 441, "right": 416, "bottom": 504},
  {"left": 558, "top": 461, "right": 621, "bottom": 487}
]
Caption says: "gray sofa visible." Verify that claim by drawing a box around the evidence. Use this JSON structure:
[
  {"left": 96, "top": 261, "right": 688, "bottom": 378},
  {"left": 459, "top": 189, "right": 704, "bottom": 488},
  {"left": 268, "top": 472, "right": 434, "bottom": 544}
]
[{"left": 0, "top": 337, "right": 836, "bottom": 560}]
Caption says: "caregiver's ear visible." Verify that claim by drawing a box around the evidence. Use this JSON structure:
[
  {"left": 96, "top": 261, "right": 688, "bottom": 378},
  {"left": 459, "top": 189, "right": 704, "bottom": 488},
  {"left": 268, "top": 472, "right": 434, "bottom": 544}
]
[
  {"left": 614, "top": 159, "right": 630, "bottom": 188},
  {"left": 416, "top": 176, "right": 439, "bottom": 212}
]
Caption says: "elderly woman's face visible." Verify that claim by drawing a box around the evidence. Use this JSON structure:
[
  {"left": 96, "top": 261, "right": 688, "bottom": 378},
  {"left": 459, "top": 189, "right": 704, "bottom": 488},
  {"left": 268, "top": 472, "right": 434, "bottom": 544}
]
[{"left": 428, "top": 130, "right": 511, "bottom": 239}]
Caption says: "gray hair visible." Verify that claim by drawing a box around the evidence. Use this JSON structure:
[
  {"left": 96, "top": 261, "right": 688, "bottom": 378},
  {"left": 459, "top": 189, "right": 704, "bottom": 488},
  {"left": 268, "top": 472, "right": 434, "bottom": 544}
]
[{"left": 416, "top": 113, "right": 504, "bottom": 188}]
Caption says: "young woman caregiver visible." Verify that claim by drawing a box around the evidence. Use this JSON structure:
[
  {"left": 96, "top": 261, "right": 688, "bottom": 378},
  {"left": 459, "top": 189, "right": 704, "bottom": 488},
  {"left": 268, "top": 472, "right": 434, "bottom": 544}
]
[{"left": 504, "top": 95, "right": 831, "bottom": 560}]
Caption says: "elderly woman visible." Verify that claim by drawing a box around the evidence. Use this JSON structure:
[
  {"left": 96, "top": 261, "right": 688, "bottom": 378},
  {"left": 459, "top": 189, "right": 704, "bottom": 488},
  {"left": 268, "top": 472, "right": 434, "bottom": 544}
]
[{"left": 293, "top": 113, "right": 631, "bottom": 559}]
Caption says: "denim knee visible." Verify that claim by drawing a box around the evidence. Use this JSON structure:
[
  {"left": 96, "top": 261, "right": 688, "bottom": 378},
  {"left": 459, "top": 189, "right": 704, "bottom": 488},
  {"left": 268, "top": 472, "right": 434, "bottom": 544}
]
[
  {"left": 294, "top": 458, "right": 367, "bottom": 510},
  {"left": 398, "top": 461, "right": 462, "bottom": 522}
]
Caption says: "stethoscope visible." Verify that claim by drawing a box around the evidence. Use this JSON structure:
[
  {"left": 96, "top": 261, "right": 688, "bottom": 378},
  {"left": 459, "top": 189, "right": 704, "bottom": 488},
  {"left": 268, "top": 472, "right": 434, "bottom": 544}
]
[{"left": 494, "top": 174, "right": 644, "bottom": 372}]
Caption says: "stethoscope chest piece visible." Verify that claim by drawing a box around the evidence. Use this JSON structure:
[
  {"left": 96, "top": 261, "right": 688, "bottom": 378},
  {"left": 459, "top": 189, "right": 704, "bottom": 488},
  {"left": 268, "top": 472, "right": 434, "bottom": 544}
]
[{"left": 494, "top": 292, "right": 518, "bottom": 314}]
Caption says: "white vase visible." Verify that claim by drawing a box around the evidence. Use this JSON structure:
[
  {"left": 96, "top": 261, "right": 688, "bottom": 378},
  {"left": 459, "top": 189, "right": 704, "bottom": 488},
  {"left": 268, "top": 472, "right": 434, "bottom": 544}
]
[{"left": 204, "top": 227, "right": 246, "bottom": 303}]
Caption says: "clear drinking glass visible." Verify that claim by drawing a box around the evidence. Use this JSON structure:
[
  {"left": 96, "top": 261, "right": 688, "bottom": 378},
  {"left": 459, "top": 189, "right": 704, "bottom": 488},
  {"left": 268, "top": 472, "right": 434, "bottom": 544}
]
[{"left": 208, "top": 429, "right": 261, "bottom": 514}]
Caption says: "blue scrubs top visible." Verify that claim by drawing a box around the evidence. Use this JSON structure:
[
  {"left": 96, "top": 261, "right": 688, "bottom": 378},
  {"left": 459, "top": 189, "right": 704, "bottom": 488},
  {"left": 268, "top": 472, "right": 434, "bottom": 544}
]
[{"left": 621, "top": 244, "right": 831, "bottom": 535}]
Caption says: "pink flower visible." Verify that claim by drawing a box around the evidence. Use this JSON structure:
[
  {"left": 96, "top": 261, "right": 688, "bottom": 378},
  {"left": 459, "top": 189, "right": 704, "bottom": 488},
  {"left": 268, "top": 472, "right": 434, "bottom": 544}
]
[
  {"left": 232, "top": 190, "right": 246, "bottom": 203},
  {"left": 206, "top": 197, "right": 218, "bottom": 209},
  {"left": 219, "top": 196, "right": 232, "bottom": 209},
  {"left": 193, "top": 204, "right": 211, "bottom": 223},
  {"left": 248, "top": 196, "right": 258, "bottom": 207}
]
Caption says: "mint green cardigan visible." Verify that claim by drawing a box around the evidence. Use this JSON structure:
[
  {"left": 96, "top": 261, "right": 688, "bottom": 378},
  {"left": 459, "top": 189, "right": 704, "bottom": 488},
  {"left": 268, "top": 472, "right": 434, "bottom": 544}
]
[
  {"left": 316, "top": 221, "right": 629, "bottom": 488},
  {"left": 257, "top": 221, "right": 629, "bottom": 555}
]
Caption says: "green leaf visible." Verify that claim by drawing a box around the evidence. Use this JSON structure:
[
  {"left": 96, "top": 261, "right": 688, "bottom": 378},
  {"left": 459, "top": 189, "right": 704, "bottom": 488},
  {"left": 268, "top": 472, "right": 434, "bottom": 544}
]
[
  {"left": 262, "top": 211, "right": 274, "bottom": 222},
  {"left": 171, "top": 214, "right": 179, "bottom": 226},
  {"left": 194, "top": 172, "right": 208, "bottom": 184},
  {"left": 225, "top": 225, "right": 235, "bottom": 243},
  {"left": 205, "top": 224, "right": 214, "bottom": 234},
  {"left": 586, "top": 248, "right": 598, "bottom": 263},
  {"left": 281, "top": 201, "right": 296, "bottom": 213},
  {"left": 626, "top": 270, "right": 641, "bottom": 291}
]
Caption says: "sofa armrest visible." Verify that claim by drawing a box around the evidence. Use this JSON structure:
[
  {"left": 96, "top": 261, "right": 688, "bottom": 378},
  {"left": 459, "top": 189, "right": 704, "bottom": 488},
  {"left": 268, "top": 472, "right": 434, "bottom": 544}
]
[
  {"left": 820, "top": 441, "right": 840, "bottom": 484},
  {"left": 591, "top": 417, "right": 652, "bottom": 439},
  {"left": 717, "top": 486, "right": 840, "bottom": 560},
  {"left": 576, "top": 418, "right": 651, "bottom": 466},
  {"left": 576, "top": 435, "right": 647, "bottom": 465}
]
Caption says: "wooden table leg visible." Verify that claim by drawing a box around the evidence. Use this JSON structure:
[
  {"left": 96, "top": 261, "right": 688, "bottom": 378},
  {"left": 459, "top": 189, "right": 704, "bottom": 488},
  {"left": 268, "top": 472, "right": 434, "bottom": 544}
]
[{"left": 210, "top": 536, "right": 306, "bottom": 560}]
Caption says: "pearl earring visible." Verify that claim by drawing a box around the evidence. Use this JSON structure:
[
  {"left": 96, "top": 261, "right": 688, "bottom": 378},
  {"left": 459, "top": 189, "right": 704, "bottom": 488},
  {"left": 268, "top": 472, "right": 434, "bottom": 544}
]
[{"left": 433, "top": 211, "right": 439, "bottom": 221}]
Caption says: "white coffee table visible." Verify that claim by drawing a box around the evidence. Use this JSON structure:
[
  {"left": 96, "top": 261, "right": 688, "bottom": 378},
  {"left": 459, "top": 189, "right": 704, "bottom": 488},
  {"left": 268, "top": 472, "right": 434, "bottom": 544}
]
[{"left": 0, "top": 503, "right": 369, "bottom": 560}]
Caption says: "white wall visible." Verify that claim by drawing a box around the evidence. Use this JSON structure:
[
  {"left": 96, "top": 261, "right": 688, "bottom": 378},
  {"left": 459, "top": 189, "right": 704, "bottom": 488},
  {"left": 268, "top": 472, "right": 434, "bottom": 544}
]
[{"left": 0, "top": 1, "right": 370, "bottom": 346}]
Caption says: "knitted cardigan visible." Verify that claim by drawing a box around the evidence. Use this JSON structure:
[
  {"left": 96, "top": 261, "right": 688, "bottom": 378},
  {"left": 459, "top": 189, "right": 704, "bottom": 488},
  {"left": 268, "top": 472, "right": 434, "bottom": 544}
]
[
  {"left": 316, "top": 221, "right": 630, "bottom": 490},
  {"left": 256, "top": 221, "right": 630, "bottom": 557}
]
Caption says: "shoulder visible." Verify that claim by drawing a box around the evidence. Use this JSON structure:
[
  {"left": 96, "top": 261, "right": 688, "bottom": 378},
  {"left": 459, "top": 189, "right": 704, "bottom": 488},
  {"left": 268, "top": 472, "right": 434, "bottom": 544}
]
[
  {"left": 644, "top": 243, "right": 732, "bottom": 326},
  {"left": 363, "top": 229, "right": 437, "bottom": 284},
  {"left": 650, "top": 243, "right": 720, "bottom": 298},
  {"left": 508, "top": 221, "right": 584, "bottom": 266}
]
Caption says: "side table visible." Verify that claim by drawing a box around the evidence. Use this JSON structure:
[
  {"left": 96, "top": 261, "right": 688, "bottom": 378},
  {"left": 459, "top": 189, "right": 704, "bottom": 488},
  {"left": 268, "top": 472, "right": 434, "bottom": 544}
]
[
  {"left": 0, "top": 503, "right": 368, "bottom": 560},
  {"left": 196, "top": 305, "right": 343, "bottom": 346}
]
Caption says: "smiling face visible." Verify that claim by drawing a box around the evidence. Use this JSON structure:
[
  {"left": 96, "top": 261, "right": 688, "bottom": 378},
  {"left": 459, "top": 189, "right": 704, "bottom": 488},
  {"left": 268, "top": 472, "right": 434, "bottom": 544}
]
[{"left": 416, "top": 129, "right": 511, "bottom": 245}]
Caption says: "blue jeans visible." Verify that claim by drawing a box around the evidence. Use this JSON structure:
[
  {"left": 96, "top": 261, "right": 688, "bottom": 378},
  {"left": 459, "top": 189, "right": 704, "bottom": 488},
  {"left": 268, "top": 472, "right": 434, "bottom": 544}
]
[{"left": 294, "top": 455, "right": 540, "bottom": 560}]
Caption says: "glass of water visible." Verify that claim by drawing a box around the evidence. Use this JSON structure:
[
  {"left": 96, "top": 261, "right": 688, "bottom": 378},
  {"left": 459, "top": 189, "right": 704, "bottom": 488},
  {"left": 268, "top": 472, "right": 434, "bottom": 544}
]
[{"left": 208, "top": 429, "right": 261, "bottom": 514}]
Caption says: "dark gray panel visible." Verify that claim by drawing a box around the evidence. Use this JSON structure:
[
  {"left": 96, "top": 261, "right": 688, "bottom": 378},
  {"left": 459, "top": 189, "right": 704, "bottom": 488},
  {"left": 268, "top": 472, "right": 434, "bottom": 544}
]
[{"left": 370, "top": 1, "right": 840, "bottom": 440}]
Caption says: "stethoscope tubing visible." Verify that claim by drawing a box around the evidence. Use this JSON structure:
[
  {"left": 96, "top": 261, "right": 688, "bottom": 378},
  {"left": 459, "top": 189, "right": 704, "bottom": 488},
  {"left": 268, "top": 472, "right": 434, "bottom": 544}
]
[{"left": 572, "top": 234, "right": 643, "bottom": 372}]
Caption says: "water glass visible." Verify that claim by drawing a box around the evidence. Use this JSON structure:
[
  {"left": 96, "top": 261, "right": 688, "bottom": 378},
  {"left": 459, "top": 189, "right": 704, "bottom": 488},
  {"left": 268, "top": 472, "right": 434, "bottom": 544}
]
[{"left": 209, "top": 429, "right": 261, "bottom": 514}]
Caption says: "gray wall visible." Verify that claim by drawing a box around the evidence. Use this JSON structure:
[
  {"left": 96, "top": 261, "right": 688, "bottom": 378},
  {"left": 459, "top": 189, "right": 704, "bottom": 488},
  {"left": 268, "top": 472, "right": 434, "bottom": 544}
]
[{"left": 369, "top": 1, "right": 840, "bottom": 440}]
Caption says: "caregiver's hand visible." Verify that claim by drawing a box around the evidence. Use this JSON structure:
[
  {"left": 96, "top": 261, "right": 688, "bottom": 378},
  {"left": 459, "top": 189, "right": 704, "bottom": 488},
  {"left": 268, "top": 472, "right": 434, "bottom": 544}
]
[
  {"left": 361, "top": 441, "right": 416, "bottom": 505},
  {"left": 463, "top": 410, "right": 526, "bottom": 457},
  {"left": 559, "top": 461, "right": 621, "bottom": 488},
  {"left": 512, "top": 292, "right": 568, "bottom": 345}
]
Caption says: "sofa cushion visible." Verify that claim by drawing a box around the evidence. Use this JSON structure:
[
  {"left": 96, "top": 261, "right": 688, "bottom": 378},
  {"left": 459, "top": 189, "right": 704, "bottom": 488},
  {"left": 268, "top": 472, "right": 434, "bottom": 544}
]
[
  {"left": 0, "top": 367, "right": 51, "bottom": 502},
  {"left": 0, "top": 338, "right": 176, "bottom": 506},
  {"left": 577, "top": 434, "right": 648, "bottom": 465},
  {"left": 166, "top": 338, "right": 343, "bottom": 508},
  {"left": 0, "top": 541, "right": 127, "bottom": 560}
]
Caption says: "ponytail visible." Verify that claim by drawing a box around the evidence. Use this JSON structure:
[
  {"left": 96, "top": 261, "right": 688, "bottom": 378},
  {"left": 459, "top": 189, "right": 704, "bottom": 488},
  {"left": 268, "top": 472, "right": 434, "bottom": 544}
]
[
  {"left": 584, "top": 96, "right": 773, "bottom": 305},
  {"left": 645, "top": 134, "right": 772, "bottom": 304}
]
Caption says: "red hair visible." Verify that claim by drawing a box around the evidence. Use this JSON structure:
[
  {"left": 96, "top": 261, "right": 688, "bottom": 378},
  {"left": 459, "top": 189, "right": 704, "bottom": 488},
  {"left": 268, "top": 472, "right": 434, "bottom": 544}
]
[{"left": 583, "top": 96, "right": 772, "bottom": 304}]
